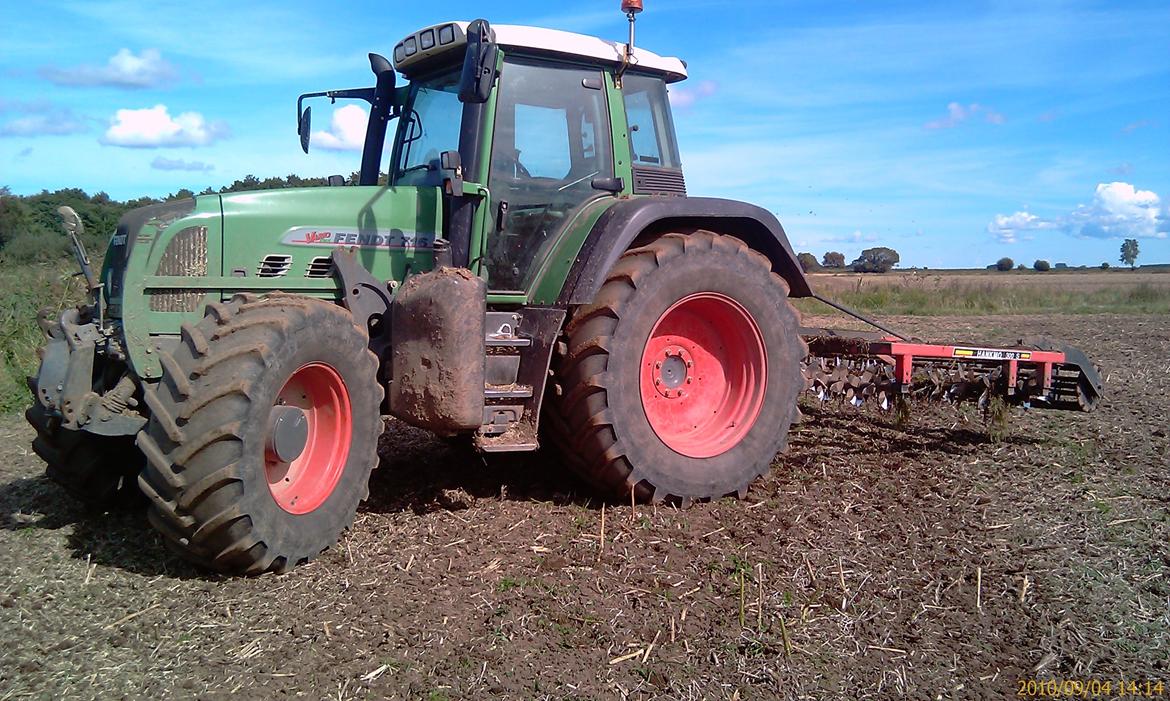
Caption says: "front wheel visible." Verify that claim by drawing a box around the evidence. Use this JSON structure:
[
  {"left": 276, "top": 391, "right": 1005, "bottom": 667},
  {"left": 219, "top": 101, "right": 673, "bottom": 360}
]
[
  {"left": 136, "top": 294, "right": 383, "bottom": 574},
  {"left": 548, "top": 231, "right": 806, "bottom": 503}
]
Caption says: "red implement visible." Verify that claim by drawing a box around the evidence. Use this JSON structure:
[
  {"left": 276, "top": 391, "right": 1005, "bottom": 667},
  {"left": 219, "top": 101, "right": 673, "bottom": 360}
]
[{"left": 801, "top": 329, "right": 1102, "bottom": 412}]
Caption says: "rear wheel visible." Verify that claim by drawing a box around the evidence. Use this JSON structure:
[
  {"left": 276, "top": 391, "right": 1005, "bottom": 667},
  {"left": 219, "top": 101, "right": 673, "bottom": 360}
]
[
  {"left": 26, "top": 404, "right": 144, "bottom": 508},
  {"left": 548, "top": 231, "right": 806, "bottom": 503},
  {"left": 136, "top": 293, "right": 383, "bottom": 574}
]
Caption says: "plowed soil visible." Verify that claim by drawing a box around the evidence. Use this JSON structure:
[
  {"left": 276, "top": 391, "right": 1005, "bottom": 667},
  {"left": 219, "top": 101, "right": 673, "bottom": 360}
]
[{"left": 1, "top": 314, "right": 1167, "bottom": 700}]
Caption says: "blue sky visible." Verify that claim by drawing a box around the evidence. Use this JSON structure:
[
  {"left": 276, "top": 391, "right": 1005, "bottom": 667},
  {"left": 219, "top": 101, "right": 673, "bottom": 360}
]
[{"left": 1, "top": 0, "right": 1167, "bottom": 268}]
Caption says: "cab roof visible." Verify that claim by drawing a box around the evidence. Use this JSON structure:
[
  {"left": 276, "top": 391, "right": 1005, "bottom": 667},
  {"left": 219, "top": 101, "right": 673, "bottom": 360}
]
[{"left": 392, "top": 21, "right": 688, "bottom": 83}]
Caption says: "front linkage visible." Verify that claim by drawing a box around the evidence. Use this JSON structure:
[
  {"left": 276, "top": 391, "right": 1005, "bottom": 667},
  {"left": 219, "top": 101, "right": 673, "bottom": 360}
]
[
  {"left": 29, "top": 207, "right": 147, "bottom": 437},
  {"left": 26, "top": 207, "right": 148, "bottom": 506}
]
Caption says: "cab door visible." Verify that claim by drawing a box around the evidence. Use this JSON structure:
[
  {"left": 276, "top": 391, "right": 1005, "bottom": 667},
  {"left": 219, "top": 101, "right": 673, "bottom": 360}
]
[{"left": 483, "top": 58, "right": 614, "bottom": 293}]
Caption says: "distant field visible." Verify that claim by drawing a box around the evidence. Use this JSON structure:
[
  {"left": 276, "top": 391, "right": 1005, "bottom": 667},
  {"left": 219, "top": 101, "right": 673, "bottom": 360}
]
[
  {"left": 3, "top": 262, "right": 1169, "bottom": 413},
  {"left": 815, "top": 269, "right": 1169, "bottom": 287},
  {"left": 797, "top": 269, "right": 1170, "bottom": 317}
]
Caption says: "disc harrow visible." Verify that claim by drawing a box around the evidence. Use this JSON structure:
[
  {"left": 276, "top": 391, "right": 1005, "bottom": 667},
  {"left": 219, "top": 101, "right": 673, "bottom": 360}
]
[{"left": 799, "top": 329, "right": 1103, "bottom": 414}]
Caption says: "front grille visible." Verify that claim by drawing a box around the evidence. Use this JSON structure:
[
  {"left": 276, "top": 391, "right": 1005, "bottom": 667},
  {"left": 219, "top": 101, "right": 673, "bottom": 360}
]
[
  {"left": 258, "top": 254, "right": 292, "bottom": 277},
  {"left": 154, "top": 226, "right": 208, "bottom": 277},
  {"left": 149, "top": 290, "right": 204, "bottom": 312},
  {"left": 305, "top": 256, "right": 334, "bottom": 278},
  {"left": 116, "top": 198, "right": 197, "bottom": 273},
  {"left": 149, "top": 226, "right": 207, "bottom": 313},
  {"left": 632, "top": 166, "right": 687, "bottom": 196}
]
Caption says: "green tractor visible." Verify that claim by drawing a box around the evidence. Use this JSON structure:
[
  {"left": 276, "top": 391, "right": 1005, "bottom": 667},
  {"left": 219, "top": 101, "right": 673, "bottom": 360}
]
[{"left": 27, "top": 10, "right": 813, "bottom": 574}]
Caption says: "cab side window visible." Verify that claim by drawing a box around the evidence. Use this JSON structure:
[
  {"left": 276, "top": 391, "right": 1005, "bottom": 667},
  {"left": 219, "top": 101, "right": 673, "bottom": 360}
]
[
  {"left": 621, "top": 74, "right": 685, "bottom": 196},
  {"left": 624, "top": 90, "right": 664, "bottom": 166}
]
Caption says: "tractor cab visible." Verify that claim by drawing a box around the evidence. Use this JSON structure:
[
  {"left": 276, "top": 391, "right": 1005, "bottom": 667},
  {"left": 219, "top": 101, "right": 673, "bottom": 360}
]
[{"left": 300, "top": 19, "right": 689, "bottom": 294}]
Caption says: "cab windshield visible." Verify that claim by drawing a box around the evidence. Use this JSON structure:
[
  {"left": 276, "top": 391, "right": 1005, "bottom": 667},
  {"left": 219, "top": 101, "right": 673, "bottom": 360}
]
[{"left": 391, "top": 70, "right": 462, "bottom": 187}]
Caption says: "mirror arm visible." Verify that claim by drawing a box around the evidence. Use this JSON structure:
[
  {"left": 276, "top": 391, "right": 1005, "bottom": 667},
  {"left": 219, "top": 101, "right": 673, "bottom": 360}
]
[
  {"left": 296, "top": 91, "right": 327, "bottom": 134},
  {"left": 323, "top": 87, "right": 377, "bottom": 104},
  {"left": 297, "top": 87, "right": 378, "bottom": 134}
]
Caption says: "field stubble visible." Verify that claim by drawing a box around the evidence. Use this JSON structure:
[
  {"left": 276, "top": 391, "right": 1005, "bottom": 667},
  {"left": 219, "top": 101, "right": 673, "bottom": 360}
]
[
  {"left": 798, "top": 270, "right": 1170, "bottom": 316},
  {"left": 0, "top": 313, "right": 1167, "bottom": 699}
]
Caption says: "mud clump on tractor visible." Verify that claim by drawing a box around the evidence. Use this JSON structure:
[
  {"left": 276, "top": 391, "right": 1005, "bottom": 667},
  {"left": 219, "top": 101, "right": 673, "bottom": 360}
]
[{"left": 389, "top": 267, "right": 487, "bottom": 433}]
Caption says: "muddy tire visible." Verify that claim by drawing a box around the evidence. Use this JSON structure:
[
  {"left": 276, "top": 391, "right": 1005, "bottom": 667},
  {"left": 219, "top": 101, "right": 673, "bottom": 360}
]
[
  {"left": 548, "top": 231, "right": 806, "bottom": 503},
  {"left": 26, "top": 404, "right": 144, "bottom": 508},
  {"left": 136, "top": 293, "right": 383, "bottom": 575}
]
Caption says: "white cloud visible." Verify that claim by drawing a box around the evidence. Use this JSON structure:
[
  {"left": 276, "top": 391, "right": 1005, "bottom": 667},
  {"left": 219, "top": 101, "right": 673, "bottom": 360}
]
[
  {"left": 1068, "top": 182, "right": 1165, "bottom": 239},
  {"left": 668, "top": 81, "right": 718, "bottom": 109},
  {"left": 820, "top": 230, "right": 879, "bottom": 244},
  {"left": 311, "top": 105, "right": 368, "bottom": 152},
  {"left": 1, "top": 114, "right": 88, "bottom": 137},
  {"left": 925, "top": 102, "right": 968, "bottom": 129},
  {"left": 925, "top": 102, "right": 1005, "bottom": 129},
  {"left": 984, "top": 109, "right": 1006, "bottom": 125},
  {"left": 101, "top": 105, "right": 228, "bottom": 148},
  {"left": 0, "top": 99, "right": 89, "bottom": 137},
  {"left": 57, "top": 3, "right": 358, "bottom": 84},
  {"left": 0, "top": 98, "right": 52, "bottom": 113},
  {"left": 987, "top": 211, "right": 1057, "bottom": 244},
  {"left": 988, "top": 182, "right": 1168, "bottom": 243},
  {"left": 151, "top": 156, "right": 214, "bottom": 172},
  {"left": 40, "top": 49, "right": 178, "bottom": 89}
]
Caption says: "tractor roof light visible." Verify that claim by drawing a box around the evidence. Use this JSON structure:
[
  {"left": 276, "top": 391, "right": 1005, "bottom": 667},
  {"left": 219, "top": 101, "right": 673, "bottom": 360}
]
[{"left": 622, "top": 0, "right": 644, "bottom": 14}]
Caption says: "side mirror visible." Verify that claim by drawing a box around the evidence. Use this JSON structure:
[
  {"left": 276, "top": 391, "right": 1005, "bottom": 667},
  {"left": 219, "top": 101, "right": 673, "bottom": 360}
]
[
  {"left": 459, "top": 19, "right": 498, "bottom": 104},
  {"left": 440, "top": 150, "right": 463, "bottom": 195},
  {"left": 591, "top": 176, "right": 625, "bottom": 193},
  {"left": 440, "top": 150, "right": 461, "bottom": 171},
  {"left": 298, "top": 106, "right": 312, "bottom": 154}
]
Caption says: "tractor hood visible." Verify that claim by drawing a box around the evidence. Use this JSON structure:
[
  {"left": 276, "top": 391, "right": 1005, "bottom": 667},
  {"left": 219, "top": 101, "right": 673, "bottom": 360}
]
[{"left": 216, "top": 185, "right": 441, "bottom": 285}]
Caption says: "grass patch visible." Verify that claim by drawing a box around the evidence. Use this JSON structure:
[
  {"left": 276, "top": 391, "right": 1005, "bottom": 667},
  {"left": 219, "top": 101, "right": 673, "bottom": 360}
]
[
  {"left": 797, "top": 273, "right": 1170, "bottom": 316},
  {"left": 496, "top": 577, "right": 523, "bottom": 593},
  {"left": 0, "top": 260, "right": 84, "bottom": 414}
]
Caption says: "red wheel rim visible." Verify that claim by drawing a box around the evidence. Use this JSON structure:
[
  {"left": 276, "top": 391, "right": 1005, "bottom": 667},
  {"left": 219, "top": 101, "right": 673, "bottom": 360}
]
[
  {"left": 265, "top": 363, "right": 353, "bottom": 514},
  {"left": 639, "top": 293, "right": 767, "bottom": 458}
]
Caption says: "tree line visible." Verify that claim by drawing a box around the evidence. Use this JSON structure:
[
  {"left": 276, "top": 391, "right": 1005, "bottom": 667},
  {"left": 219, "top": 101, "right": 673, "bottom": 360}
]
[
  {"left": 991, "top": 239, "right": 1140, "bottom": 273},
  {"left": 797, "top": 247, "right": 901, "bottom": 274},
  {"left": 0, "top": 174, "right": 359, "bottom": 264},
  {"left": 794, "top": 238, "right": 1144, "bottom": 275},
  {"left": 5, "top": 180, "right": 1145, "bottom": 273}
]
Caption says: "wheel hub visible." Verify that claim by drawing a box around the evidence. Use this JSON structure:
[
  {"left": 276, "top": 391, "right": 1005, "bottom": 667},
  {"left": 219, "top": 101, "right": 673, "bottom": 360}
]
[
  {"left": 653, "top": 345, "right": 694, "bottom": 398},
  {"left": 266, "top": 405, "right": 309, "bottom": 463}
]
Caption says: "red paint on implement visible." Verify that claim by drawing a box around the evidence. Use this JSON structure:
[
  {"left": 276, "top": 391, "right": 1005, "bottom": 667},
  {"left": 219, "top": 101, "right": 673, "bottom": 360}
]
[
  {"left": 639, "top": 293, "right": 767, "bottom": 458},
  {"left": 266, "top": 363, "right": 352, "bottom": 514},
  {"left": 805, "top": 335, "right": 1068, "bottom": 397}
]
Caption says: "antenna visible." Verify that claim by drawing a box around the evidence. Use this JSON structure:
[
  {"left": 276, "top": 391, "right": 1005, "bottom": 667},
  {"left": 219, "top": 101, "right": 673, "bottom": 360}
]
[{"left": 617, "top": 0, "right": 643, "bottom": 86}]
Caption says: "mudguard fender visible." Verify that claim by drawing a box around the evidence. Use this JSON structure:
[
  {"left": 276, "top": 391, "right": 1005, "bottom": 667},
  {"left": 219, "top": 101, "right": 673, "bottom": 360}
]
[{"left": 557, "top": 197, "right": 811, "bottom": 305}]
